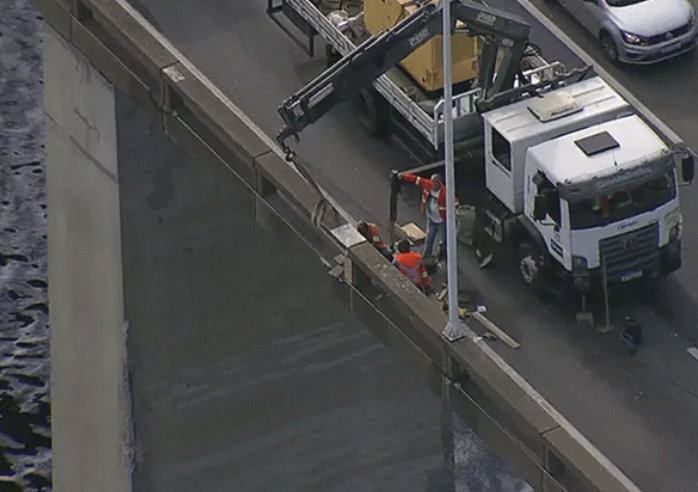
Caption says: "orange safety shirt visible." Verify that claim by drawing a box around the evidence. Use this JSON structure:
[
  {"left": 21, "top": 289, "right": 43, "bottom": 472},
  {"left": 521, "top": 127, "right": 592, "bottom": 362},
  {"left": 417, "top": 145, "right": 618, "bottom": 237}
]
[
  {"left": 366, "top": 222, "right": 386, "bottom": 248},
  {"left": 401, "top": 173, "right": 458, "bottom": 222},
  {"left": 394, "top": 251, "right": 431, "bottom": 289}
]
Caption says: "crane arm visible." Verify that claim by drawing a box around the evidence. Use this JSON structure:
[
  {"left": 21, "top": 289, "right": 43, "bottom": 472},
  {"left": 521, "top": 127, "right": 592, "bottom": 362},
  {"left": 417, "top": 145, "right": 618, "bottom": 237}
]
[
  {"left": 450, "top": 1, "right": 530, "bottom": 95},
  {"left": 276, "top": 0, "right": 531, "bottom": 149}
]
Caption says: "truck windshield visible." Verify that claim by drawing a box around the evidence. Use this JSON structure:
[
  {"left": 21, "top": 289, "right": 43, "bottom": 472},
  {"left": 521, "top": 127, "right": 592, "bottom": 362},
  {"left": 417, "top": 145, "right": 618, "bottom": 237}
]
[
  {"left": 606, "top": 0, "right": 646, "bottom": 6},
  {"left": 568, "top": 170, "right": 676, "bottom": 230}
]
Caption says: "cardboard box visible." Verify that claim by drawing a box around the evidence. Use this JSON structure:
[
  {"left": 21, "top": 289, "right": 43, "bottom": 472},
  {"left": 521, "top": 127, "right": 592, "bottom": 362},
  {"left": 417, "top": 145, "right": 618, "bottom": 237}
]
[
  {"left": 400, "top": 222, "right": 426, "bottom": 242},
  {"left": 364, "top": 0, "right": 479, "bottom": 92}
]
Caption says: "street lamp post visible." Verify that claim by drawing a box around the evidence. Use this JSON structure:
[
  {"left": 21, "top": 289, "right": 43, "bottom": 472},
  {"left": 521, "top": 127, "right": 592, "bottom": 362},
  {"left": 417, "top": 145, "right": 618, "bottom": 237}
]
[{"left": 441, "top": 0, "right": 466, "bottom": 341}]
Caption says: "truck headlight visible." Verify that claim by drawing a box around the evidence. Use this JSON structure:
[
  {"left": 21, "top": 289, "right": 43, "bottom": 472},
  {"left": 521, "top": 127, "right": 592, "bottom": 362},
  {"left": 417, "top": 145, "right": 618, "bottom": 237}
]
[
  {"left": 572, "top": 255, "right": 588, "bottom": 271},
  {"left": 621, "top": 31, "right": 647, "bottom": 45},
  {"left": 669, "top": 222, "right": 682, "bottom": 242}
]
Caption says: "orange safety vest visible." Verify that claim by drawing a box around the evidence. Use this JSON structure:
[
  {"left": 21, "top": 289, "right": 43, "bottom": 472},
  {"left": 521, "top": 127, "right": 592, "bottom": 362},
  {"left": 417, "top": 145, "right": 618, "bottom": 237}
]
[
  {"left": 366, "top": 223, "right": 386, "bottom": 248},
  {"left": 394, "top": 251, "right": 431, "bottom": 289}
]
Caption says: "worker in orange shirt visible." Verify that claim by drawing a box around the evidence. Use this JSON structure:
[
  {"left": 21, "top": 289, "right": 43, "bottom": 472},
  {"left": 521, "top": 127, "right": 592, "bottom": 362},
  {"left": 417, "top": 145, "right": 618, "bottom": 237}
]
[
  {"left": 397, "top": 172, "right": 457, "bottom": 261},
  {"left": 357, "top": 220, "right": 393, "bottom": 262},
  {"left": 393, "top": 239, "right": 433, "bottom": 295}
]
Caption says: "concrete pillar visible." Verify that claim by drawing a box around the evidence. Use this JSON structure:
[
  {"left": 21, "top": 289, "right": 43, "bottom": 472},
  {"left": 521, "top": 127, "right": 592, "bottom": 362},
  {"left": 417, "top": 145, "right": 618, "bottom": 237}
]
[{"left": 44, "top": 24, "right": 131, "bottom": 492}]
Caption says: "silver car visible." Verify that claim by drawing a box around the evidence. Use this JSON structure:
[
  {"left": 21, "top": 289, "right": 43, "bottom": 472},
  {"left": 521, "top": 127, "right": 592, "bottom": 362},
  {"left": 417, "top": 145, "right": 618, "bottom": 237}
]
[{"left": 556, "top": 0, "right": 697, "bottom": 64}]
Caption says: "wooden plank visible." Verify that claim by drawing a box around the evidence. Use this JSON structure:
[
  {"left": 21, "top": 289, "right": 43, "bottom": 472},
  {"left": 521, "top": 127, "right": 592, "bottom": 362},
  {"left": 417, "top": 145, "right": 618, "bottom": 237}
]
[{"left": 470, "top": 312, "right": 520, "bottom": 349}]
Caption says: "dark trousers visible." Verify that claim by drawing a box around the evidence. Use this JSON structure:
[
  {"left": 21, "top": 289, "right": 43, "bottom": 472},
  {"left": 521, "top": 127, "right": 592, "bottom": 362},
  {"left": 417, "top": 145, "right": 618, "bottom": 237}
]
[{"left": 377, "top": 246, "right": 394, "bottom": 263}]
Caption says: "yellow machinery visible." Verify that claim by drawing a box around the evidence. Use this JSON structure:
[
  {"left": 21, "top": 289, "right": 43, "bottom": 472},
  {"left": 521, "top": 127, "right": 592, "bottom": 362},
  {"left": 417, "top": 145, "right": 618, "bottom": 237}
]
[{"left": 364, "top": 0, "right": 479, "bottom": 92}]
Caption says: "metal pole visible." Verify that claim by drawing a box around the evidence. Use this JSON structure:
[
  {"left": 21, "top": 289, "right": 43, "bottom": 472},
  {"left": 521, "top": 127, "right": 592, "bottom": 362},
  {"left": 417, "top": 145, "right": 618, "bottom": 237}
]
[{"left": 441, "top": 0, "right": 465, "bottom": 341}]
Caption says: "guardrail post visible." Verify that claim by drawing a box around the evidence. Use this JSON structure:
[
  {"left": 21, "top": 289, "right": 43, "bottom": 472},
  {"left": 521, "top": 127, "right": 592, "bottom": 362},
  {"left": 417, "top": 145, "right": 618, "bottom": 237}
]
[
  {"left": 542, "top": 446, "right": 566, "bottom": 492},
  {"left": 253, "top": 168, "right": 279, "bottom": 232}
]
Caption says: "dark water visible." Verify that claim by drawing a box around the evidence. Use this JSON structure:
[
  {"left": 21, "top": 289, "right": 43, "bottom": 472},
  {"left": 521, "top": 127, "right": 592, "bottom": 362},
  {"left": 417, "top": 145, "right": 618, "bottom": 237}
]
[{"left": 0, "top": 0, "right": 52, "bottom": 490}]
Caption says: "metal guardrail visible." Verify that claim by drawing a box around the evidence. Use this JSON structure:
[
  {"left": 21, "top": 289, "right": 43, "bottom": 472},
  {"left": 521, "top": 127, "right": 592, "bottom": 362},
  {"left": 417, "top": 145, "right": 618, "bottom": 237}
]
[{"left": 430, "top": 60, "right": 567, "bottom": 144}]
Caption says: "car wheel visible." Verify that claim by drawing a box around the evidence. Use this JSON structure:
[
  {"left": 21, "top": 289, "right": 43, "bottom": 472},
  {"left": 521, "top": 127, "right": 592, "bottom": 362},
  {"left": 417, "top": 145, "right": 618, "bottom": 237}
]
[{"left": 600, "top": 33, "right": 619, "bottom": 63}]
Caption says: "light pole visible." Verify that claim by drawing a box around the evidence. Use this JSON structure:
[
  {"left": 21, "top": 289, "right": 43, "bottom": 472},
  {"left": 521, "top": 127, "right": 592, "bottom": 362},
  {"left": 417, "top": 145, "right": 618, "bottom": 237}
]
[{"left": 441, "top": 0, "right": 466, "bottom": 341}]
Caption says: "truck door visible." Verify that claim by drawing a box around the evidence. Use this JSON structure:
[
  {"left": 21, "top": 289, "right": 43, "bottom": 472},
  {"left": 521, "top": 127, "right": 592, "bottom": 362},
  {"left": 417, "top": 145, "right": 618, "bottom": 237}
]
[{"left": 534, "top": 174, "right": 567, "bottom": 268}]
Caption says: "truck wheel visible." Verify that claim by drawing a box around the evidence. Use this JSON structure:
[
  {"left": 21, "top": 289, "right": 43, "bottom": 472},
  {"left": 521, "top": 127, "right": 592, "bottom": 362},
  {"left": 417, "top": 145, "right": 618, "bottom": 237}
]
[
  {"left": 352, "top": 87, "right": 389, "bottom": 137},
  {"left": 517, "top": 241, "right": 543, "bottom": 289},
  {"left": 325, "top": 44, "right": 341, "bottom": 68}
]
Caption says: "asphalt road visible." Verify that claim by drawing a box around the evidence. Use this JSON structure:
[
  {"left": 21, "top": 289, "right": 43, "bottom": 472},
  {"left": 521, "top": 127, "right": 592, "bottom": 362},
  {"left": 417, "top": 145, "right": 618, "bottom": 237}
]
[{"left": 127, "top": 1, "right": 698, "bottom": 491}]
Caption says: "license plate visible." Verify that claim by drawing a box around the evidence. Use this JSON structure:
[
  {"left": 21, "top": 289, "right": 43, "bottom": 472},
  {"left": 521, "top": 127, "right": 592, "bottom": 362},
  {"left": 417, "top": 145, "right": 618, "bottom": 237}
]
[
  {"left": 621, "top": 270, "right": 643, "bottom": 282},
  {"left": 661, "top": 42, "right": 680, "bottom": 54}
]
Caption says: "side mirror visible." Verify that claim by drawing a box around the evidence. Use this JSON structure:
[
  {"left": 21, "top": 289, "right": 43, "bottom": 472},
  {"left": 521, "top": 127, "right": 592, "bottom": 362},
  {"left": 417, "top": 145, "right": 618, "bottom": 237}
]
[
  {"left": 680, "top": 154, "right": 694, "bottom": 185},
  {"left": 531, "top": 171, "right": 546, "bottom": 187},
  {"left": 533, "top": 194, "right": 548, "bottom": 222}
]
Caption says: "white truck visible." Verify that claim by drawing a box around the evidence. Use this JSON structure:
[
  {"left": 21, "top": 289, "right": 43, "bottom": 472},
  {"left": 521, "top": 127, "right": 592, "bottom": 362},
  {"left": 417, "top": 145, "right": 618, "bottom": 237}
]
[
  {"left": 477, "top": 76, "right": 691, "bottom": 292},
  {"left": 271, "top": 0, "right": 695, "bottom": 294}
]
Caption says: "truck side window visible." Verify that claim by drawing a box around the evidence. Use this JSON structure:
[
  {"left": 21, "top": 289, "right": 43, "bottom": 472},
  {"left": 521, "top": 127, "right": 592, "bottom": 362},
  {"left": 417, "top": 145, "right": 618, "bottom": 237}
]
[
  {"left": 491, "top": 128, "right": 511, "bottom": 171},
  {"left": 537, "top": 174, "right": 561, "bottom": 225},
  {"left": 546, "top": 189, "right": 561, "bottom": 225}
]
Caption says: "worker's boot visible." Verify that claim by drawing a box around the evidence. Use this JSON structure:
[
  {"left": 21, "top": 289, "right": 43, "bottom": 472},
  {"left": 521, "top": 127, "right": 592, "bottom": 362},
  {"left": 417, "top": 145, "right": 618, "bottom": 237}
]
[{"left": 438, "top": 242, "right": 447, "bottom": 262}]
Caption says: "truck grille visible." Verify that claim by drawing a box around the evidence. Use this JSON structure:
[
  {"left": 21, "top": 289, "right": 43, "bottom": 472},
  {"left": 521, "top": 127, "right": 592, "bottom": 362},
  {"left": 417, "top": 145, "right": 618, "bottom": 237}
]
[{"left": 598, "top": 222, "right": 659, "bottom": 282}]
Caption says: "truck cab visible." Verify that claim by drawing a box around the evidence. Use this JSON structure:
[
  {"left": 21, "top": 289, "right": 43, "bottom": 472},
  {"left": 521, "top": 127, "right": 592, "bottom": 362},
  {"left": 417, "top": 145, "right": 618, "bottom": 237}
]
[
  {"left": 526, "top": 115, "right": 685, "bottom": 291},
  {"left": 479, "top": 76, "right": 692, "bottom": 291}
]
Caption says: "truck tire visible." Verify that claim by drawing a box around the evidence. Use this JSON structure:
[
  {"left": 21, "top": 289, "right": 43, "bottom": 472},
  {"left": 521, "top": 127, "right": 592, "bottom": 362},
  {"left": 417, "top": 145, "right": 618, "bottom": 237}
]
[
  {"left": 517, "top": 241, "right": 543, "bottom": 290},
  {"left": 325, "top": 44, "right": 341, "bottom": 68},
  {"left": 352, "top": 87, "right": 389, "bottom": 137}
]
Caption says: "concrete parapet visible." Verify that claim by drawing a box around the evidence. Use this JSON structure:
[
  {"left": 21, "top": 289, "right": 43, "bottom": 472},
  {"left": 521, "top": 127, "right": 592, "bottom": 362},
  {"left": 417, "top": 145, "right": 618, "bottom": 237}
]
[
  {"left": 34, "top": 0, "right": 72, "bottom": 38},
  {"left": 542, "top": 426, "right": 642, "bottom": 492},
  {"left": 344, "top": 239, "right": 643, "bottom": 492},
  {"left": 76, "top": 0, "right": 177, "bottom": 107},
  {"left": 161, "top": 61, "right": 270, "bottom": 174}
]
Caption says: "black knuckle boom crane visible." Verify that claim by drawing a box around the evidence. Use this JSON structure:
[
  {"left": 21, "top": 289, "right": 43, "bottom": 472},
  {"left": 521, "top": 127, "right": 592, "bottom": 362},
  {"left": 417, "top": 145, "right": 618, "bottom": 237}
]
[{"left": 275, "top": 0, "right": 536, "bottom": 150}]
